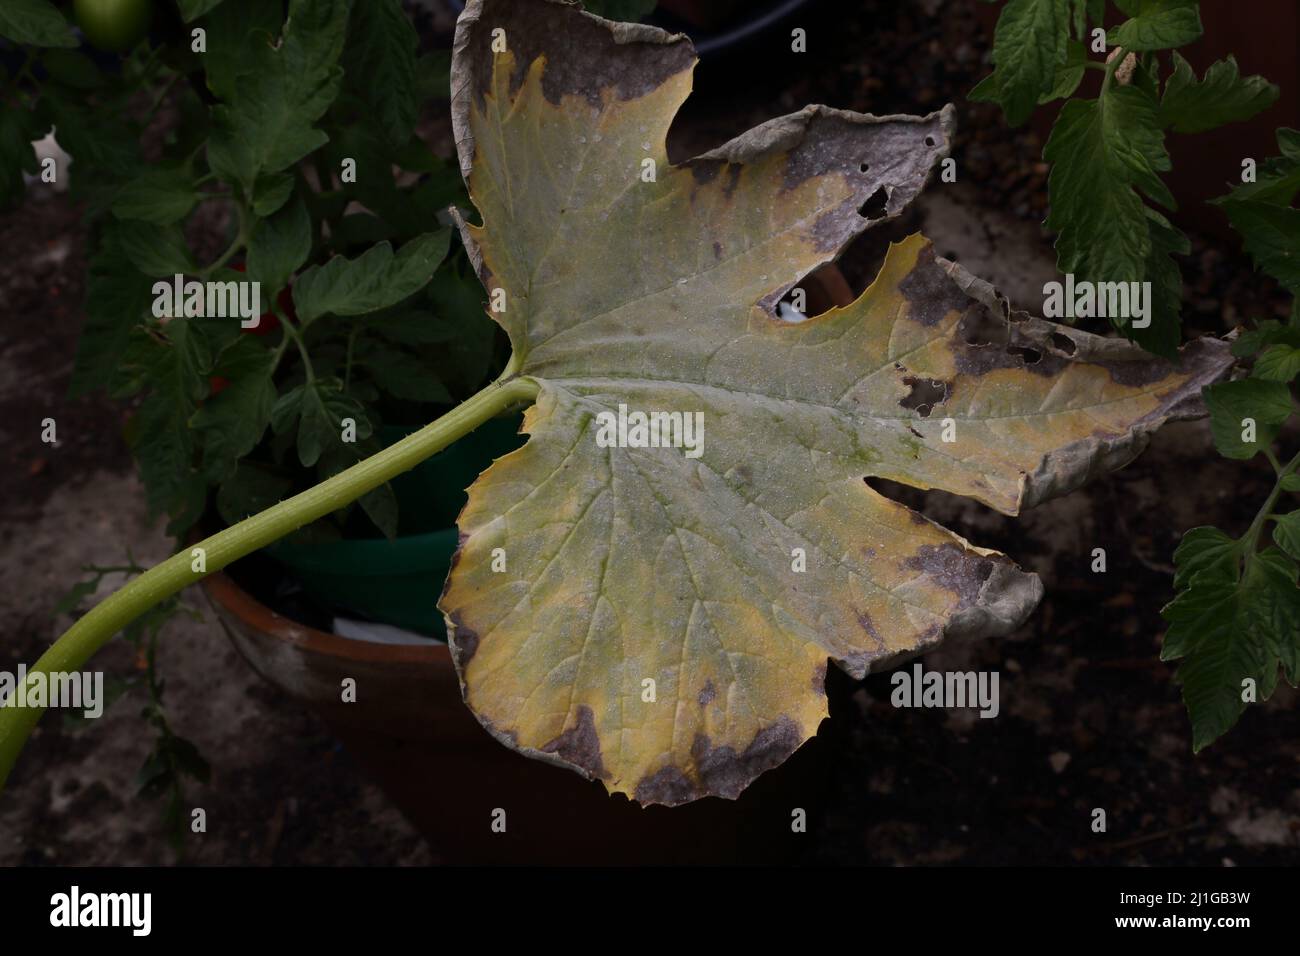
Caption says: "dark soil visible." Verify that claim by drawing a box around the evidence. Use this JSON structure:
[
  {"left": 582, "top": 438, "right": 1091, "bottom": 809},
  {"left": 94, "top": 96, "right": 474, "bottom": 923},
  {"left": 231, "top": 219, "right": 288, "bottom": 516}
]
[{"left": 1, "top": 0, "right": 1297, "bottom": 865}]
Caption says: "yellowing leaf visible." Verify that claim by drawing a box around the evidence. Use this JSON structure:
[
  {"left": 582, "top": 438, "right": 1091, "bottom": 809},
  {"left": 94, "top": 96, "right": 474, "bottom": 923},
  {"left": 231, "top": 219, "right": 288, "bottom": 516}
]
[{"left": 439, "top": 0, "right": 1232, "bottom": 805}]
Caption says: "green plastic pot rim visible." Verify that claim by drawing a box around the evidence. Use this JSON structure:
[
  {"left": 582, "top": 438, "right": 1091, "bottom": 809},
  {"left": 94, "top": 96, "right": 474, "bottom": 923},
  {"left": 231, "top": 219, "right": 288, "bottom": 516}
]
[
  {"left": 265, "top": 526, "right": 460, "bottom": 575},
  {"left": 202, "top": 567, "right": 446, "bottom": 666}
]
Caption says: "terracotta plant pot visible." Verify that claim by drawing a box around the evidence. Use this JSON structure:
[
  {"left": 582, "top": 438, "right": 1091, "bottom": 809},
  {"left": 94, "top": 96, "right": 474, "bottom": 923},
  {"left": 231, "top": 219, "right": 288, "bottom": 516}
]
[
  {"left": 202, "top": 264, "right": 857, "bottom": 864},
  {"left": 204, "top": 563, "right": 835, "bottom": 864}
]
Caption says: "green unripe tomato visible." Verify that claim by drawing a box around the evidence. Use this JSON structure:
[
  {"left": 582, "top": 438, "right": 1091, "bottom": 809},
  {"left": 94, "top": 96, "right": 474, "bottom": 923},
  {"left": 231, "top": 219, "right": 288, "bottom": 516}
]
[{"left": 73, "top": 0, "right": 154, "bottom": 54}]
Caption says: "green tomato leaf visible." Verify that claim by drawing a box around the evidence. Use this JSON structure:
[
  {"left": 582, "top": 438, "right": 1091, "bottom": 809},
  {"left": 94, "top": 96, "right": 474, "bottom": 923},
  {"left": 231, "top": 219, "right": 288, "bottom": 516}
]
[
  {"left": 357, "top": 342, "right": 453, "bottom": 404},
  {"left": 1068, "top": 0, "right": 1087, "bottom": 38},
  {"left": 44, "top": 96, "right": 139, "bottom": 181},
  {"left": 247, "top": 193, "right": 312, "bottom": 298},
  {"left": 1134, "top": 204, "right": 1190, "bottom": 357},
  {"left": 1039, "top": 40, "right": 1089, "bottom": 103},
  {"left": 1213, "top": 127, "right": 1300, "bottom": 207},
  {"left": 1217, "top": 199, "right": 1300, "bottom": 293},
  {"left": 249, "top": 172, "right": 295, "bottom": 217},
  {"left": 199, "top": 0, "right": 284, "bottom": 102},
  {"left": 69, "top": 227, "right": 156, "bottom": 396},
  {"left": 0, "top": 104, "right": 45, "bottom": 208},
  {"left": 424, "top": 258, "right": 498, "bottom": 394},
  {"left": 112, "top": 167, "right": 200, "bottom": 225},
  {"left": 1161, "top": 573, "right": 1275, "bottom": 748},
  {"left": 1159, "top": 52, "right": 1279, "bottom": 134},
  {"left": 0, "top": 0, "right": 76, "bottom": 47},
  {"left": 331, "top": 212, "right": 391, "bottom": 251},
  {"left": 292, "top": 230, "right": 450, "bottom": 323},
  {"left": 191, "top": 338, "right": 277, "bottom": 482},
  {"left": 975, "top": 37, "right": 1088, "bottom": 107},
  {"left": 41, "top": 49, "right": 103, "bottom": 89},
  {"left": 1109, "top": 0, "right": 1202, "bottom": 52},
  {"left": 120, "top": 320, "right": 214, "bottom": 529},
  {"left": 118, "top": 221, "right": 198, "bottom": 277},
  {"left": 271, "top": 377, "right": 370, "bottom": 468},
  {"left": 968, "top": 0, "right": 1071, "bottom": 127},
  {"left": 1271, "top": 512, "right": 1300, "bottom": 563},
  {"left": 1252, "top": 344, "right": 1300, "bottom": 382},
  {"left": 1252, "top": 550, "right": 1300, "bottom": 686},
  {"left": 54, "top": 574, "right": 104, "bottom": 616},
  {"left": 361, "top": 270, "right": 497, "bottom": 398},
  {"left": 1172, "top": 526, "right": 1239, "bottom": 588},
  {"left": 1202, "top": 378, "right": 1292, "bottom": 459},
  {"left": 217, "top": 461, "right": 292, "bottom": 526},
  {"left": 341, "top": 0, "right": 419, "bottom": 148},
  {"left": 1230, "top": 319, "right": 1300, "bottom": 358},
  {"left": 1162, "top": 548, "right": 1300, "bottom": 750},
  {"left": 1282, "top": 473, "right": 1300, "bottom": 492},
  {"left": 1044, "top": 88, "right": 1174, "bottom": 257},
  {"left": 1043, "top": 85, "right": 1183, "bottom": 351},
  {"left": 363, "top": 307, "right": 442, "bottom": 345},
  {"left": 207, "top": 0, "right": 349, "bottom": 192}
]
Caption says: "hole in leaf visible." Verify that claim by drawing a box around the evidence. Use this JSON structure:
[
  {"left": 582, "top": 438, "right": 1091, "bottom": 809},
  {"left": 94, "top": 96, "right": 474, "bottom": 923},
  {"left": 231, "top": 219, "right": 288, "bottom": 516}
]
[
  {"left": 899, "top": 375, "right": 948, "bottom": 417},
  {"left": 1006, "top": 345, "right": 1042, "bottom": 365},
  {"left": 859, "top": 162, "right": 870, "bottom": 173},
  {"left": 924, "top": 135, "right": 937, "bottom": 147},
  {"left": 772, "top": 264, "right": 855, "bottom": 323},
  {"left": 775, "top": 285, "right": 810, "bottom": 323},
  {"left": 1050, "top": 332, "right": 1077, "bottom": 355},
  {"left": 865, "top": 477, "right": 1006, "bottom": 527},
  {"left": 957, "top": 309, "right": 1004, "bottom": 347},
  {"left": 857, "top": 186, "right": 888, "bottom": 220}
]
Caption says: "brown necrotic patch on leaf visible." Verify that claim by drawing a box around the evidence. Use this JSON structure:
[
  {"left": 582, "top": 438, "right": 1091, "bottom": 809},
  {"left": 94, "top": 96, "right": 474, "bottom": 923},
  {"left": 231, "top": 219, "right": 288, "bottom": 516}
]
[
  {"left": 1050, "top": 332, "right": 1078, "bottom": 355},
  {"left": 898, "top": 244, "right": 972, "bottom": 327},
  {"left": 634, "top": 721, "right": 808, "bottom": 806},
  {"left": 447, "top": 530, "right": 471, "bottom": 574},
  {"left": 697, "top": 680, "right": 716, "bottom": 707},
  {"left": 780, "top": 108, "right": 951, "bottom": 192},
  {"left": 692, "top": 104, "right": 954, "bottom": 260},
  {"left": 1095, "top": 355, "right": 1178, "bottom": 387},
  {"left": 1015, "top": 337, "right": 1233, "bottom": 510},
  {"left": 447, "top": 617, "right": 480, "bottom": 672},
  {"left": 540, "top": 705, "right": 609, "bottom": 780},
  {"left": 935, "top": 283, "right": 1237, "bottom": 511},
  {"left": 450, "top": 0, "right": 694, "bottom": 181},
  {"left": 898, "top": 375, "right": 948, "bottom": 416},
  {"left": 854, "top": 609, "right": 886, "bottom": 652},
  {"left": 457, "top": 0, "right": 693, "bottom": 109},
  {"left": 954, "top": 341, "right": 1071, "bottom": 379},
  {"left": 812, "top": 662, "right": 827, "bottom": 696},
  {"left": 634, "top": 766, "right": 698, "bottom": 807},
  {"left": 903, "top": 544, "right": 994, "bottom": 610},
  {"left": 690, "top": 160, "right": 722, "bottom": 186},
  {"left": 691, "top": 717, "right": 804, "bottom": 804}
]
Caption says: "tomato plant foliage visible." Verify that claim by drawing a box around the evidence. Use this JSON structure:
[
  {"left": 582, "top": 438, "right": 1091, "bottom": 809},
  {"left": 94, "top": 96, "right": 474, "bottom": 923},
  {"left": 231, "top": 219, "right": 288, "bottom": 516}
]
[
  {"left": 1164, "top": 128, "right": 1300, "bottom": 751},
  {"left": 973, "top": 0, "right": 1277, "bottom": 356},
  {"left": 0, "top": 0, "right": 501, "bottom": 541}
]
